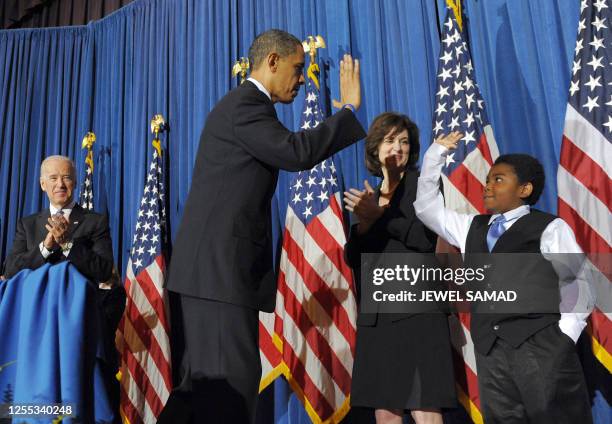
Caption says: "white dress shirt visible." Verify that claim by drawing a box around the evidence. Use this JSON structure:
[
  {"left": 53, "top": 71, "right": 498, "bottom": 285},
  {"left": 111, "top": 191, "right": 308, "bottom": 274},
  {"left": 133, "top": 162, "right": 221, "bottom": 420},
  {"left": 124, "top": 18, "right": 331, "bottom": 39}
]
[
  {"left": 414, "top": 142, "right": 594, "bottom": 342},
  {"left": 39, "top": 201, "right": 76, "bottom": 258}
]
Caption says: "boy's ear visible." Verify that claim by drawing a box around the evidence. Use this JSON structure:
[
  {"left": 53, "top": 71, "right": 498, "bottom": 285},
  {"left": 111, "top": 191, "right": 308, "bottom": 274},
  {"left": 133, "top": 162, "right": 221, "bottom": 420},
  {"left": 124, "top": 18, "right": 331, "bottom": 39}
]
[{"left": 519, "top": 182, "right": 533, "bottom": 200}]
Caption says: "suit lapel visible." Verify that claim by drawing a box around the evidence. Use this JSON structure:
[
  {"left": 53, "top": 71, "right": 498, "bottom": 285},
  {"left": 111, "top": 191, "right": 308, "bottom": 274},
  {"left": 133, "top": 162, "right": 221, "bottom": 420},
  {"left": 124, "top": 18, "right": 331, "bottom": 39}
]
[
  {"left": 37, "top": 210, "right": 51, "bottom": 242},
  {"left": 69, "top": 204, "right": 86, "bottom": 236}
]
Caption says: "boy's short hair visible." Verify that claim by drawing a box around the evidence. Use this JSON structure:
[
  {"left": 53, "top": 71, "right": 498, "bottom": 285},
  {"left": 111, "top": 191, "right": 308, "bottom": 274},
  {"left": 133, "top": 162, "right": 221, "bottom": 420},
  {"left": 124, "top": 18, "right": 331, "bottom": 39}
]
[{"left": 494, "top": 154, "right": 545, "bottom": 205}]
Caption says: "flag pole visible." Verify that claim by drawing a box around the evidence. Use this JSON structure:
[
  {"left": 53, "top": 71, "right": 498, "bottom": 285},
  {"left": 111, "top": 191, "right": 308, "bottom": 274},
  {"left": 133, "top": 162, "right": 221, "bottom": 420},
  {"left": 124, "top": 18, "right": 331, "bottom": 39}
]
[
  {"left": 445, "top": 0, "right": 463, "bottom": 31},
  {"left": 150, "top": 114, "right": 167, "bottom": 157},
  {"left": 302, "top": 35, "right": 326, "bottom": 88},
  {"left": 79, "top": 131, "right": 96, "bottom": 210},
  {"left": 81, "top": 131, "right": 96, "bottom": 171}
]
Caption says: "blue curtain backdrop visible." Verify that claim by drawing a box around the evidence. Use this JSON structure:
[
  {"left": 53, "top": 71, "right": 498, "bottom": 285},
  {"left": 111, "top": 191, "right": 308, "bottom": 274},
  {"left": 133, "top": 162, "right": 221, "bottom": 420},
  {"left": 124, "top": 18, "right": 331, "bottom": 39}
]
[
  {"left": 1, "top": 0, "right": 585, "bottom": 273},
  {"left": 1, "top": 0, "right": 608, "bottom": 422}
]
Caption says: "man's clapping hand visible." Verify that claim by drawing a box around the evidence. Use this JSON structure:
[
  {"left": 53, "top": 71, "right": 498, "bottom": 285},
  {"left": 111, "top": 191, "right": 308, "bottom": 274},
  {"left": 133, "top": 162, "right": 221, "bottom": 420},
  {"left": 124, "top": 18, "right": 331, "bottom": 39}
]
[{"left": 44, "top": 215, "right": 70, "bottom": 249}]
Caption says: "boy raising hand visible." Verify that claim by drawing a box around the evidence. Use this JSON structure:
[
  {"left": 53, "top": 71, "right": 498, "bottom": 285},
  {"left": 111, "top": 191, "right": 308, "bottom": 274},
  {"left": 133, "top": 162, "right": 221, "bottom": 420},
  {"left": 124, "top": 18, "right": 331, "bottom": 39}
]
[{"left": 414, "top": 133, "right": 594, "bottom": 424}]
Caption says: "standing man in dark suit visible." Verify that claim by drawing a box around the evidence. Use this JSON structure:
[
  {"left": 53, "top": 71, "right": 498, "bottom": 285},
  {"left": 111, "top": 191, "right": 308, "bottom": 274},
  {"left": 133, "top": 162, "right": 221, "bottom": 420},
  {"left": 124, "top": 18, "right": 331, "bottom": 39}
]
[
  {"left": 4, "top": 155, "right": 113, "bottom": 283},
  {"left": 164, "top": 29, "right": 365, "bottom": 423}
]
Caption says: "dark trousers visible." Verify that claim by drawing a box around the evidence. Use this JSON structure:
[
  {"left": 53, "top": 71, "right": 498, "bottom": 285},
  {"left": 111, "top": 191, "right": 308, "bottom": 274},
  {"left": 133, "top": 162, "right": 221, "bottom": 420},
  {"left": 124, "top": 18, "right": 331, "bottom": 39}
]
[
  {"left": 475, "top": 324, "right": 592, "bottom": 424},
  {"left": 158, "top": 294, "right": 261, "bottom": 424}
]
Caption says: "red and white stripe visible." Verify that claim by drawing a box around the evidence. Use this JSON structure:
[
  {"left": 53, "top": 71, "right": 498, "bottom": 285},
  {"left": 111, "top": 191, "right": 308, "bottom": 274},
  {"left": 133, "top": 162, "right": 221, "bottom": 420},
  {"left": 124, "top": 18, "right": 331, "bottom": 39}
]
[
  {"left": 558, "top": 104, "right": 612, "bottom": 372},
  {"left": 267, "top": 191, "right": 357, "bottom": 423},
  {"left": 117, "top": 256, "right": 173, "bottom": 424},
  {"left": 443, "top": 128, "right": 497, "bottom": 215},
  {"left": 259, "top": 309, "right": 282, "bottom": 391}
]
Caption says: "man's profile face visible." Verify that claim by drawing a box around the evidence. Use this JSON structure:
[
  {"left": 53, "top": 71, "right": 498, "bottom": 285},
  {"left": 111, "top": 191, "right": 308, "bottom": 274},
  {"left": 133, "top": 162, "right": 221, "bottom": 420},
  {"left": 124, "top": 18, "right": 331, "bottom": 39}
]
[
  {"left": 40, "top": 158, "right": 75, "bottom": 208},
  {"left": 270, "top": 45, "right": 305, "bottom": 104}
]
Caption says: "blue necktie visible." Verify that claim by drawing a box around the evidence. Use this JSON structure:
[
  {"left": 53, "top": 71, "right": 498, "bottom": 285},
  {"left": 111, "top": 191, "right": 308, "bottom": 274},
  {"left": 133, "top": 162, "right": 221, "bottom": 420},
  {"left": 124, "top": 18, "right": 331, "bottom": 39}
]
[{"left": 486, "top": 215, "right": 507, "bottom": 252}]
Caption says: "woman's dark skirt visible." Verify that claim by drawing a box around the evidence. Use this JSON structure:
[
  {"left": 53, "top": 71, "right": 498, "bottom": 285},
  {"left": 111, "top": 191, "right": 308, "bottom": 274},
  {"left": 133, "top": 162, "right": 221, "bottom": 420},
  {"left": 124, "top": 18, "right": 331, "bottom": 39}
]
[{"left": 350, "top": 313, "right": 457, "bottom": 411}]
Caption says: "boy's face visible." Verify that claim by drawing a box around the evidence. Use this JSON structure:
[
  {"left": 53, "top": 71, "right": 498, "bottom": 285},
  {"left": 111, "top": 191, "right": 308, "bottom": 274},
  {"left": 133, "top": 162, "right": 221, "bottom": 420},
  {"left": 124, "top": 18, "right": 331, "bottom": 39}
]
[{"left": 483, "top": 163, "right": 533, "bottom": 213}]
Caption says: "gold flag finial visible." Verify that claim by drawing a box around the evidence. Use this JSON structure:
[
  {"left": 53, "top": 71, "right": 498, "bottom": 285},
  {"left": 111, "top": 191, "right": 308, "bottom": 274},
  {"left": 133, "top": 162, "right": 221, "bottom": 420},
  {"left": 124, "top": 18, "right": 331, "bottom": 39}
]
[
  {"left": 81, "top": 132, "right": 96, "bottom": 170},
  {"left": 302, "top": 35, "right": 326, "bottom": 89},
  {"left": 302, "top": 35, "right": 326, "bottom": 62},
  {"left": 232, "top": 57, "right": 250, "bottom": 84},
  {"left": 150, "top": 114, "right": 166, "bottom": 157},
  {"left": 81, "top": 131, "right": 96, "bottom": 150}
]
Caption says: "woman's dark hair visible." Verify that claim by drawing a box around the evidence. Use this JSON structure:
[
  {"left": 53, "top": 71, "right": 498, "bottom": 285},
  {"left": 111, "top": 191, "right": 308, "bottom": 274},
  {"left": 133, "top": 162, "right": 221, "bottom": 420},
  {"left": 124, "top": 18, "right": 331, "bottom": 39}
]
[{"left": 364, "top": 112, "right": 420, "bottom": 177}]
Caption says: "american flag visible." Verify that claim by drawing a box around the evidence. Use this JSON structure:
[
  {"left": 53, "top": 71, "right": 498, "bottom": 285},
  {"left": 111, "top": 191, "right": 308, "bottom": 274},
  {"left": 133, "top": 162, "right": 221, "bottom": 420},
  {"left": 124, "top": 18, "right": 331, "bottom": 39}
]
[
  {"left": 558, "top": 0, "right": 612, "bottom": 374},
  {"left": 116, "top": 145, "right": 172, "bottom": 424},
  {"left": 432, "top": 6, "right": 500, "bottom": 423},
  {"left": 78, "top": 148, "right": 94, "bottom": 211},
  {"left": 258, "top": 63, "right": 357, "bottom": 423}
]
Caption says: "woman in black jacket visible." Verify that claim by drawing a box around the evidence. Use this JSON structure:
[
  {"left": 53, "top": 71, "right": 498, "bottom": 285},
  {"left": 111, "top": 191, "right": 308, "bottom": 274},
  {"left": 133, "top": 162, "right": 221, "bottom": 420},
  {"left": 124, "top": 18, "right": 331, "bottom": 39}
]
[{"left": 344, "top": 112, "right": 456, "bottom": 424}]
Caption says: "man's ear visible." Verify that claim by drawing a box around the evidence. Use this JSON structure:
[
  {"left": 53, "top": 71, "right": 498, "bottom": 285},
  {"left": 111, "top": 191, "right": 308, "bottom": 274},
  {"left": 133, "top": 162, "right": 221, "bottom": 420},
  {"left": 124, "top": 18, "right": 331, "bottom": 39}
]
[
  {"left": 267, "top": 53, "right": 280, "bottom": 72},
  {"left": 519, "top": 182, "right": 533, "bottom": 200},
  {"left": 40, "top": 178, "right": 45, "bottom": 191}
]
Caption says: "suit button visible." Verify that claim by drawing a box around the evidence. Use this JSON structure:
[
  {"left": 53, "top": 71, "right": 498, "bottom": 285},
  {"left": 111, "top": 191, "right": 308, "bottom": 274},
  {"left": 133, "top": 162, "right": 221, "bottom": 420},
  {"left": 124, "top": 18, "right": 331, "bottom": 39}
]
[{"left": 493, "top": 325, "right": 500, "bottom": 331}]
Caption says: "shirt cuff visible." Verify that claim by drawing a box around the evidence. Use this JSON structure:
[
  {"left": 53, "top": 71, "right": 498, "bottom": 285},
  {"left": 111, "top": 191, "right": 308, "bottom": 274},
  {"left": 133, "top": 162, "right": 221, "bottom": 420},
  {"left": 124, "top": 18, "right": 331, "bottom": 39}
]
[
  {"left": 39, "top": 241, "right": 53, "bottom": 259},
  {"left": 558, "top": 314, "right": 587, "bottom": 343}
]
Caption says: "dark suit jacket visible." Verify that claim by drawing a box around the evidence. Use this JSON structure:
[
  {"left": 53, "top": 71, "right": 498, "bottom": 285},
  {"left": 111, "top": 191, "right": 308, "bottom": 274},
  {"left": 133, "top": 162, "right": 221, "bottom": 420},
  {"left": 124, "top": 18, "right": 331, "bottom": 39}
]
[
  {"left": 167, "top": 80, "right": 366, "bottom": 312},
  {"left": 344, "top": 170, "right": 438, "bottom": 326},
  {"left": 4, "top": 204, "right": 113, "bottom": 282}
]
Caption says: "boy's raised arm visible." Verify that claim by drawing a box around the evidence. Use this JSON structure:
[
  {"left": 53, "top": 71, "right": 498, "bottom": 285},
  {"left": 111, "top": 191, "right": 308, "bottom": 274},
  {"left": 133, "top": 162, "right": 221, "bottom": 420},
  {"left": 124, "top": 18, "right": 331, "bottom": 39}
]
[{"left": 414, "top": 134, "right": 476, "bottom": 252}]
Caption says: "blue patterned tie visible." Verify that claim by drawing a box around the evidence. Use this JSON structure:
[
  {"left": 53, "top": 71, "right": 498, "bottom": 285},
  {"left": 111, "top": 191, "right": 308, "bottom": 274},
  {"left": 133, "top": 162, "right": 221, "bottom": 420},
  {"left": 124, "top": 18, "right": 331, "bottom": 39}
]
[{"left": 486, "top": 215, "right": 507, "bottom": 252}]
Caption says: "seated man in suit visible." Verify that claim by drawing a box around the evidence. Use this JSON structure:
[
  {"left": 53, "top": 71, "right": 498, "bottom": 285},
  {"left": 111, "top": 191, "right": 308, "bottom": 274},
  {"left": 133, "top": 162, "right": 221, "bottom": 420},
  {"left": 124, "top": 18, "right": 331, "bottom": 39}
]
[
  {"left": 4, "top": 155, "right": 121, "bottom": 421},
  {"left": 4, "top": 155, "right": 113, "bottom": 283}
]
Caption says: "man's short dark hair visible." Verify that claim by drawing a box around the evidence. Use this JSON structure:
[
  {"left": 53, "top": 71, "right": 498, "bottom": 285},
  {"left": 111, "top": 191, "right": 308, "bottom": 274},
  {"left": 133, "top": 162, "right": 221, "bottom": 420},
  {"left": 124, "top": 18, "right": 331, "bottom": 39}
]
[
  {"left": 364, "top": 112, "right": 420, "bottom": 177},
  {"left": 494, "top": 154, "right": 545, "bottom": 205},
  {"left": 248, "top": 29, "right": 302, "bottom": 70}
]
